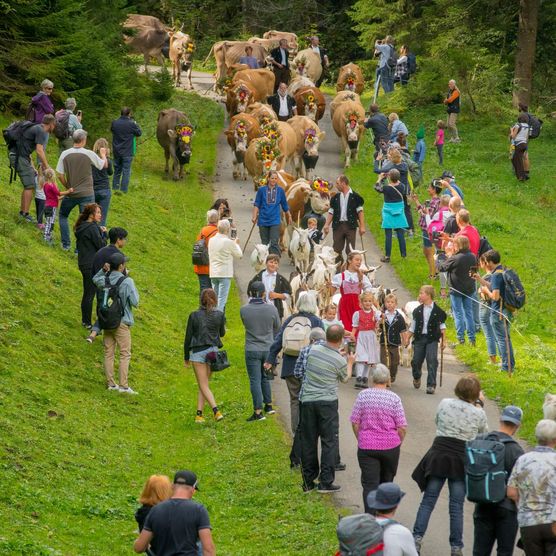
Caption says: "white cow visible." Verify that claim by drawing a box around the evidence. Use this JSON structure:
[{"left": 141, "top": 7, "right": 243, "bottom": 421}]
[{"left": 250, "top": 243, "right": 270, "bottom": 272}]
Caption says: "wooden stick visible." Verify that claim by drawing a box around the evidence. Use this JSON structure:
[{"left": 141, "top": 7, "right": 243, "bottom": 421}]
[
  {"left": 439, "top": 342, "right": 444, "bottom": 387},
  {"left": 243, "top": 221, "right": 257, "bottom": 252}
]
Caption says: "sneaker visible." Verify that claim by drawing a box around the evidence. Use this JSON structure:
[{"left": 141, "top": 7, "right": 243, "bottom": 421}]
[
  {"left": 107, "top": 384, "right": 119, "bottom": 391},
  {"left": 37, "top": 223, "right": 45, "bottom": 230},
  {"left": 82, "top": 322, "right": 92, "bottom": 330},
  {"left": 19, "top": 212, "right": 36, "bottom": 223},
  {"left": 335, "top": 462, "right": 347, "bottom": 471},
  {"left": 426, "top": 386, "right": 435, "bottom": 394},
  {"left": 413, "top": 378, "right": 421, "bottom": 389},
  {"left": 380, "top": 256, "right": 390, "bottom": 263},
  {"left": 214, "top": 410, "right": 224, "bottom": 421},
  {"left": 450, "top": 548, "right": 463, "bottom": 556},
  {"left": 354, "top": 377, "right": 363, "bottom": 389},
  {"left": 390, "top": 376, "right": 396, "bottom": 384},
  {"left": 317, "top": 483, "right": 341, "bottom": 493},
  {"left": 361, "top": 377, "right": 368, "bottom": 388},
  {"left": 264, "top": 404, "right": 276, "bottom": 415},
  {"left": 119, "top": 386, "right": 138, "bottom": 395},
  {"left": 247, "top": 412, "right": 265, "bottom": 422},
  {"left": 86, "top": 334, "right": 96, "bottom": 344},
  {"left": 302, "top": 481, "right": 317, "bottom": 493},
  {"left": 414, "top": 537, "right": 423, "bottom": 554},
  {"left": 195, "top": 415, "right": 205, "bottom": 424}
]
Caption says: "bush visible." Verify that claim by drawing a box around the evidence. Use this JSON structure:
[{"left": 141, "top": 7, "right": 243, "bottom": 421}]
[{"left": 150, "top": 67, "right": 175, "bottom": 103}]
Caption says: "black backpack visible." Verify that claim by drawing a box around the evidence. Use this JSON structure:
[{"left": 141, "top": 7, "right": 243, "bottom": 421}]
[
  {"left": 192, "top": 232, "right": 210, "bottom": 266},
  {"left": 2, "top": 120, "right": 36, "bottom": 184},
  {"left": 478, "top": 236, "right": 493, "bottom": 257},
  {"left": 386, "top": 45, "right": 397, "bottom": 69},
  {"left": 54, "top": 110, "right": 71, "bottom": 140},
  {"left": 527, "top": 114, "right": 542, "bottom": 139},
  {"left": 496, "top": 267, "right": 526, "bottom": 311},
  {"left": 407, "top": 53, "right": 417, "bottom": 74},
  {"left": 96, "top": 274, "right": 127, "bottom": 330}
]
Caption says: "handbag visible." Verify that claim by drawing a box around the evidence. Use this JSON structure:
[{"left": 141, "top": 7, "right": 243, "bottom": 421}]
[{"left": 206, "top": 350, "right": 230, "bottom": 372}]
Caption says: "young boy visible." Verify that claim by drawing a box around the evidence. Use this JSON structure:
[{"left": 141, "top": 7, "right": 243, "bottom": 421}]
[
  {"left": 307, "top": 217, "right": 323, "bottom": 245},
  {"left": 405, "top": 285, "right": 447, "bottom": 394},
  {"left": 379, "top": 293, "right": 407, "bottom": 383}
]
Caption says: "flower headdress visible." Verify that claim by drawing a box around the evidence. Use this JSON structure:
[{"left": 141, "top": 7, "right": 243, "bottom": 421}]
[
  {"left": 311, "top": 177, "right": 329, "bottom": 194},
  {"left": 345, "top": 111, "right": 359, "bottom": 129},
  {"left": 186, "top": 42, "right": 194, "bottom": 53},
  {"left": 304, "top": 128, "right": 317, "bottom": 143},
  {"left": 175, "top": 124, "right": 194, "bottom": 143},
  {"left": 235, "top": 120, "right": 247, "bottom": 137},
  {"left": 235, "top": 84, "right": 250, "bottom": 101},
  {"left": 255, "top": 139, "right": 280, "bottom": 163},
  {"left": 261, "top": 121, "right": 280, "bottom": 142}
]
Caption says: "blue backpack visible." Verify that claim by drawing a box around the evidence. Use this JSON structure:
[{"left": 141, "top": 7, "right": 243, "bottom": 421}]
[{"left": 496, "top": 267, "right": 526, "bottom": 311}]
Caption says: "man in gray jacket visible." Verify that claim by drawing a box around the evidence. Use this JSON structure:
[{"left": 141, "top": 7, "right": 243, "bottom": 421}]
[
  {"left": 92, "top": 252, "right": 139, "bottom": 394},
  {"left": 240, "top": 281, "right": 280, "bottom": 421}
]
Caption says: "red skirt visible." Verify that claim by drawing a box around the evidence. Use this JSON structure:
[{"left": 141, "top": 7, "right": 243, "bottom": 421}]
[{"left": 338, "top": 293, "right": 360, "bottom": 332}]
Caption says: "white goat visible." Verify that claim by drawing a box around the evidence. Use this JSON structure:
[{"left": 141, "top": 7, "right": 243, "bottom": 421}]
[
  {"left": 250, "top": 243, "right": 270, "bottom": 272},
  {"left": 289, "top": 227, "right": 311, "bottom": 272},
  {"left": 290, "top": 267, "right": 315, "bottom": 310}
]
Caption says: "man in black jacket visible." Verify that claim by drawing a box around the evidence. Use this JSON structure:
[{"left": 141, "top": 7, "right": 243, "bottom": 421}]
[
  {"left": 267, "top": 82, "right": 297, "bottom": 122},
  {"left": 364, "top": 104, "right": 389, "bottom": 152},
  {"left": 310, "top": 36, "right": 329, "bottom": 87},
  {"left": 322, "top": 175, "right": 365, "bottom": 265},
  {"left": 111, "top": 107, "right": 142, "bottom": 193},
  {"left": 405, "top": 285, "right": 446, "bottom": 394},
  {"left": 438, "top": 235, "right": 477, "bottom": 346},
  {"left": 270, "top": 39, "right": 290, "bottom": 92}
]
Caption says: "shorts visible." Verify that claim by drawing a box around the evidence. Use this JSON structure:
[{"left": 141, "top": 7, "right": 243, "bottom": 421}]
[
  {"left": 9, "top": 153, "right": 37, "bottom": 189},
  {"left": 422, "top": 233, "right": 433, "bottom": 248},
  {"left": 189, "top": 346, "right": 218, "bottom": 363}
]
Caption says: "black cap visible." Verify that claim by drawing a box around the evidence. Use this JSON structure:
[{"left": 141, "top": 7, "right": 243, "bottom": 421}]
[
  {"left": 173, "top": 470, "right": 200, "bottom": 490},
  {"left": 248, "top": 281, "right": 266, "bottom": 297},
  {"left": 109, "top": 252, "right": 128, "bottom": 267},
  {"left": 441, "top": 170, "right": 454, "bottom": 179}
]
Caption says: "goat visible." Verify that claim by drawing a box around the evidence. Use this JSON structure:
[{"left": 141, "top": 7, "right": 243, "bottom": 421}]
[
  {"left": 250, "top": 243, "right": 269, "bottom": 272},
  {"left": 290, "top": 266, "right": 316, "bottom": 310},
  {"left": 289, "top": 226, "right": 311, "bottom": 272}
]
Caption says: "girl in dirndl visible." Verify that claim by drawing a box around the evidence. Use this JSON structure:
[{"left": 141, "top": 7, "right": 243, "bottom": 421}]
[
  {"left": 351, "top": 291, "right": 382, "bottom": 389},
  {"left": 330, "top": 252, "right": 373, "bottom": 332}
]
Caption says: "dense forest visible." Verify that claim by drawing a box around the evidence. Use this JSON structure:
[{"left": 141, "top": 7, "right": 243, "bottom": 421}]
[{"left": 1, "top": 0, "right": 554, "bottom": 129}]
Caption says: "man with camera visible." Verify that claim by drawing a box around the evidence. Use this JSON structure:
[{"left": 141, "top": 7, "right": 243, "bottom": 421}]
[
  {"left": 364, "top": 104, "right": 390, "bottom": 153},
  {"left": 374, "top": 36, "right": 396, "bottom": 94}
]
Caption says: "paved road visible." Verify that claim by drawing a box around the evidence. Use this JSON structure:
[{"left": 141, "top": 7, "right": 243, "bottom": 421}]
[{"left": 189, "top": 71, "right": 503, "bottom": 555}]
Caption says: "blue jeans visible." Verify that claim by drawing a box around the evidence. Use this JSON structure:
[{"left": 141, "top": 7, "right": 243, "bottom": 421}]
[
  {"left": 384, "top": 228, "right": 406, "bottom": 258},
  {"left": 450, "top": 292, "right": 476, "bottom": 343},
  {"left": 479, "top": 303, "right": 498, "bottom": 357},
  {"left": 211, "top": 277, "right": 231, "bottom": 312},
  {"left": 490, "top": 306, "right": 515, "bottom": 371},
  {"left": 413, "top": 476, "right": 466, "bottom": 549},
  {"left": 113, "top": 155, "right": 134, "bottom": 193},
  {"left": 378, "top": 65, "right": 394, "bottom": 93},
  {"left": 59, "top": 195, "right": 95, "bottom": 249},
  {"left": 245, "top": 350, "right": 272, "bottom": 410},
  {"left": 197, "top": 273, "right": 212, "bottom": 301},
  {"left": 94, "top": 189, "right": 112, "bottom": 227}
]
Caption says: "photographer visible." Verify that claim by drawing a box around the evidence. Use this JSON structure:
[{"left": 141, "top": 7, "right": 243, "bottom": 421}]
[
  {"left": 374, "top": 36, "right": 395, "bottom": 94},
  {"left": 364, "top": 104, "right": 389, "bottom": 152}
]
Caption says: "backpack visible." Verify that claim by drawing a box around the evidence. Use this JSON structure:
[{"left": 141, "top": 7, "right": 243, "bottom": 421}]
[
  {"left": 96, "top": 274, "right": 128, "bottom": 330},
  {"left": 2, "top": 120, "right": 36, "bottom": 184},
  {"left": 400, "top": 151, "right": 422, "bottom": 188},
  {"left": 386, "top": 45, "right": 397, "bottom": 69},
  {"left": 192, "top": 232, "right": 210, "bottom": 266},
  {"left": 407, "top": 52, "right": 417, "bottom": 74},
  {"left": 282, "top": 315, "right": 312, "bottom": 356},
  {"left": 25, "top": 102, "right": 36, "bottom": 123},
  {"left": 336, "top": 513, "right": 397, "bottom": 556},
  {"left": 465, "top": 433, "right": 517, "bottom": 504},
  {"left": 478, "top": 236, "right": 493, "bottom": 257},
  {"left": 527, "top": 114, "right": 542, "bottom": 139},
  {"left": 496, "top": 267, "right": 526, "bottom": 311},
  {"left": 54, "top": 109, "right": 71, "bottom": 140},
  {"left": 427, "top": 206, "right": 450, "bottom": 242}
]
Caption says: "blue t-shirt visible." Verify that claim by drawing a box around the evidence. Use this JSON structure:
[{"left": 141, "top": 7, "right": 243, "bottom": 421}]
[
  {"left": 490, "top": 265, "right": 505, "bottom": 298},
  {"left": 442, "top": 180, "right": 464, "bottom": 200},
  {"left": 413, "top": 139, "right": 426, "bottom": 163},
  {"left": 254, "top": 185, "right": 289, "bottom": 226}
]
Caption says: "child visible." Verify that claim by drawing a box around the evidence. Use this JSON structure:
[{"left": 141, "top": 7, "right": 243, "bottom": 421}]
[
  {"left": 433, "top": 120, "right": 445, "bottom": 165},
  {"left": 306, "top": 217, "right": 323, "bottom": 245},
  {"left": 405, "top": 285, "right": 447, "bottom": 394},
  {"left": 379, "top": 293, "right": 407, "bottom": 383},
  {"left": 322, "top": 304, "right": 342, "bottom": 331},
  {"left": 92, "top": 138, "right": 113, "bottom": 228},
  {"left": 413, "top": 126, "right": 426, "bottom": 172},
  {"left": 35, "top": 172, "right": 46, "bottom": 229},
  {"left": 42, "top": 168, "right": 73, "bottom": 244},
  {"left": 351, "top": 291, "right": 382, "bottom": 389}
]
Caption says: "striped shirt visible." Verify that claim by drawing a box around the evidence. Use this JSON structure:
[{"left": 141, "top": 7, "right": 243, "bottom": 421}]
[{"left": 300, "top": 344, "right": 347, "bottom": 403}]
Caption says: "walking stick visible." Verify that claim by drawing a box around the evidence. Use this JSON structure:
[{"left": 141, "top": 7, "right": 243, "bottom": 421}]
[
  {"left": 373, "top": 72, "right": 381, "bottom": 104},
  {"left": 359, "top": 230, "right": 368, "bottom": 267},
  {"left": 501, "top": 300, "right": 513, "bottom": 378},
  {"left": 439, "top": 340, "right": 444, "bottom": 387},
  {"left": 243, "top": 221, "right": 257, "bottom": 252},
  {"left": 381, "top": 317, "right": 390, "bottom": 369}
]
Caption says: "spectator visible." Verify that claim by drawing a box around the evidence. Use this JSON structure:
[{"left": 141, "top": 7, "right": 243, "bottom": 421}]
[
  {"left": 310, "top": 36, "right": 329, "bottom": 87},
  {"left": 322, "top": 174, "right": 365, "bottom": 265},
  {"left": 248, "top": 254, "right": 292, "bottom": 320},
  {"left": 240, "top": 281, "right": 280, "bottom": 422},
  {"left": 472, "top": 406, "right": 524, "bottom": 556},
  {"left": 412, "top": 376, "right": 488, "bottom": 555},
  {"left": 350, "top": 364, "right": 407, "bottom": 512},
  {"left": 374, "top": 168, "right": 408, "bottom": 263},
  {"left": 91, "top": 138, "right": 113, "bottom": 227},
  {"left": 474, "top": 250, "right": 515, "bottom": 373},
  {"left": 440, "top": 171, "right": 465, "bottom": 200},
  {"left": 510, "top": 113, "right": 530, "bottom": 181},
  {"left": 374, "top": 35, "right": 395, "bottom": 94},
  {"left": 57, "top": 97, "right": 83, "bottom": 153},
  {"left": 42, "top": 167, "right": 73, "bottom": 244},
  {"left": 29, "top": 79, "right": 55, "bottom": 124},
  {"left": 133, "top": 470, "right": 215, "bottom": 556},
  {"left": 434, "top": 120, "right": 446, "bottom": 165},
  {"left": 379, "top": 293, "right": 407, "bottom": 383},
  {"left": 56, "top": 129, "right": 107, "bottom": 251},
  {"left": 10, "top": 114, "right": 56, "bottom": 223},
  {"left": 405, "top": 285, "right": 447, "bottom": 395},
  {"left": 34, "top": 174, "right": 46, "bottom": 229},
  {"left": 517, "top": 102, "right": 534, "bottom": 177},
  {"left": 507, "top": 419, "right": 556, "bottom": 555},
  {"left": 413, "top": 127, "right": 426, "bottom": 171},
  {"left": 183, "top": 289, "right": 225, "bottom": 423},
  {"left": 394, "top": 45, "right": 409, "bottom": 86},
  {"left": 269, "top": 39, "right": 291, "bottom": 92},
  {"left": 444, "top": 79, "right": 461, "bottom": 142},
  {"left": 474, "top": 254, "right": 499, "bottom": 365},
  {"left": 135, "top": 475, "right": 173, "bottom": 532},
  {"left": 364, "top": 103, "right": 389, "bottom": 152},
  {"left": 194, "top": 209, "right": 219, "bottom": 296},
  {"left": 267, "top": 82, "right": 297, "bottom": 122},
  {"left": 239, "top": 45, "right": 260, "bottom": 69},
  {"left": 92, "top": 252, "right": 139, "bottom": 394},
  {"left": 299, "top": 324, "right": 354, "bottom": 493},
  {"left": 111, "top": 107, "right": 142, "bottom": 193},
  {"left": 208, "top": 219, "right": 242, "bottom": 312},
  {"left": 252, "top": 170, "right": 292, "bottom": 257},
  {"left": 74, "top": 203, "right": 107, "bottom": 330},
  {"left": 87, "top": 226, "right": 129, "bottom": 344},
  {"left": 211, "top": 198, "right": 232, "bottom": 220},
  {"left": 438, "top": 235, "right": 477, "bottom": 346},
  {"left": 388, "top": 113, "right": 409, "bottom": 142}
]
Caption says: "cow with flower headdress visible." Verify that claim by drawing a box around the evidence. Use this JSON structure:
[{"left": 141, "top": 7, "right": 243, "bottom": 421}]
[
  {"left": 287, "top": 116, "right": 326, "bottom": 179},
  {"left": 260, "top": 120, "right": 296, "bottom": 172},
  {"left": 169, "top": 31, "right": 195, "bottom": 89},
  {"left": 293, "top": 86, "right": 326, "bottom": 122},
  {"left": 245, "top": 102, "right": 277, "bottom": 126},
  {"left": 156, "top": 108, "right": 194, "bottom": 180},
  {"left": 225, "top": 80, "right": 257, "bottom": 116},
  {"left": 329, "top": 90, "right": 361, "bottom": 119},
  {"left": 336, "top": 63, "right": 365, "bottom": 95},
  {"left": 331, "top": 99, "right": 365, "bottom": 167},
  {"left": 231, "top": 68, "right": 275, "bottom": 101},
  {"left": 283, "top": 176, "right": 331, "bottom": 230},
  {"left": 292, "top": 49, "right": 322, "bottom": 83},
  {"left": 244, "top": 136, "right": 281, "bottom": 190},
  {"left": 225, "top": 114, "right": 261, "bottom": 180}
]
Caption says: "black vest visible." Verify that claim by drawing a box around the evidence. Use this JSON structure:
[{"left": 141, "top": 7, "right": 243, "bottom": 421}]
[
  {"left": 412, "top": 303, "right": 447, "bottom": 342},
  {"left": 331, "top": 191, "right": 364, "bottom": 230},
  {"left": 446, "top": 89, "right": 460, "bottom": 113}
]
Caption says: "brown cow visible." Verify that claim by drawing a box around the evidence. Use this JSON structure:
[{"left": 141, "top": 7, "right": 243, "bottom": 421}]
[
  {"left": 156, "top": 109, "right": 194, "bottom": 180},
  {"left": 245, "top": 102, "right": 277, "bottom": 126},
  {"left": 123, "top": 14, "right": 169, "bottom": 71},
  {"left": 284, "top": 178, "right": 331, "bottom": 225},
  {"left": 225, "top": 114, "right": 261, "bottom": 180},
  {"left": 262, "top": 31, "right": 299, "bottom": 54},
  {"left": 287, "top": 116, "right": 326, "bottom": 179},
  {"left": 248, "top": 37, "right": 280, "bottom": 52},
  {"left": 329, "top": 90, "right": 361, "bottom": 119},
  {"left": 169, "top": 31, "right": 194, "bottom": 88},
  {"left": 260, "top": 121, "right": 296, "bottom": 172},
  {"left": 336, "top": 63, "right": 365, "bottom": 94},
  {"left": 245, "top": 137, "right": 281, "bottom": 189},
  {"left": 225, "top": 80, "right": 257, "bottom": 116},
  {"left": 292, "top": 49, "right": 322, "bottom": 84},
  {"left": 331, "top": 100, "right": 365, "bottom": 167},
  {"left": 293, "top": 86, "right": 326, "bottom": 122},
  {"left": 287, "top": 76, "right": 315, "bottom": 97},
  {"left": 231, "top": 69, "right": 275, "bottom": 101}
]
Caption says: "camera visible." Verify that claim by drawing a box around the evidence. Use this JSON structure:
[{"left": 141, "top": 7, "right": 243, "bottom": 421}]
[
  {"left": 231, "top": 228, "right": 237, "bottom": 239},
  {"left": 347, "top": 341, "right": 356, "bottom": 355},
  {"left": 432, "top": 178, "right": 443, "bottom": 188},
  {"left": 469, "top": 265, "right": 478, "bottom": 276},
  {"left": 431, "top": 231, "right": 441, "bottom": 240}
]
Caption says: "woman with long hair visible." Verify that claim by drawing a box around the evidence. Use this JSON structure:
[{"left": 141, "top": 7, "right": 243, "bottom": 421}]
[
  {"left": 135, "top": 475, "right": 173, "bottom": 532},
  {"left": 74, "top": 203, "right": 106, "bottom": 329},
  {"left": 184, "top": 288, "right": 226, "bottom": 423},
  {"left": 92, "top": 138, "right": 113, "bottom": 227}
]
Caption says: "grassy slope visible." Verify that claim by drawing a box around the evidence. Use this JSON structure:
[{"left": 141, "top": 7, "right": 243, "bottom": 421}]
[
  {"left": 0, "top": 92, "right": 338, "bottom": 554},
  {"left": 346, "top": 89, "right": 556, "bottom": 441}
]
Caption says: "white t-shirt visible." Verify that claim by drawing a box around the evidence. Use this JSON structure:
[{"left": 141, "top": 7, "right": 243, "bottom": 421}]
[{"left": 376, "top": 519, "right": 419, "bottom": 556}]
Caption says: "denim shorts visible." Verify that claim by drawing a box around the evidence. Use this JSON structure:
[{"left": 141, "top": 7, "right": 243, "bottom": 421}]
[
  {"left": 422, "top": 233, "right": 433, "bottom": 248},
  {"left": 189, "top": 346, "right": 218, "bottom": 363}
]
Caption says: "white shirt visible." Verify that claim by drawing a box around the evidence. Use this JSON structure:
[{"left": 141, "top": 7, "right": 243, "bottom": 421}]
[
  {"left": 208, "top": 233, "right": 242, "bottom": 278},
  {"left": 385, "top": 309, "right": 399, "bottom": 324},
  {"left": 331, "top": 270, "right": 373, "bottom": 292},
  {"left": 261, "top": 270, "right": 290, "bottom": 304},
  {"left": 280, "top": 48, "right": 287, "bottom": 65},
  {"left": 408, "top": 302, "right": 446, "bottom": 334},
  {"left": 376, "top": 519, "right": 418, "bottom": 556},
  {"left": 278, "top": 94, "right": 289, "bottom": 117},
  {"left": 311, "top": 45, "right": 320, "bottom": 56},
  {"left": 328, "top": 188, "right": 363, "bottom": 221}
]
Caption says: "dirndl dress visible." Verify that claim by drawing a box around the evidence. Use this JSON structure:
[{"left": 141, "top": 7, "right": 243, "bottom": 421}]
[{"left": 338, "top": 272, "right": 362, "bottom": 332}]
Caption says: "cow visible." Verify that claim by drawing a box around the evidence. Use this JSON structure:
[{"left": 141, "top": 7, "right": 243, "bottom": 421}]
[
  {"left": 123, "top": 14, "right": 170, "bottom": 71},
  {"left": 231, "top": 68, "right": 275, "bottom": 101},
  {"left": 260, "top": 121, "right": 296, "bottom": 172},
  {"left": 248, "top": 37, "right": 281, "bottom": 52},
  {"left": 289, "top": 227, "right": 312, "bottom": 272},
  {"left": 169, "top": 31, "right": 194, "bottom": 88},
  {"left": 284, "top": 178, "right": 330, "bottom": 226},
  {"left": 244, "top": 136, "right": 280, "bottom": 189},
  {"left": 156, "top": 108, "right": 194, "bottom": 181},
  {"left": 245, "top": 102, "right": 277, "bottom": 126},
  {"left": 292, "top": 86, "right": 326, "bottom": 123},
  {"left": 287, "top": 116, "right": 326, "bottom": 179},
  {"left": 203, "top": 41, "right": 269, "bottom": 87},
  {"left": 336, "top": 63, "right": 365, "bottom": 94},
  {"left": 287, "top": 76, "right": 315, "bottom": 97},
  {"left": 331, "top": 99, "right": 365, "bottom": 167},
  {"left": 225, "top": 114, "right": 261, "bottom": 180},
  {"left": 292, "top": 49, "right": 322, "bottom": 84},
  {"left": 329, "top": 90, "right": 361, "bottom": 119},
  {"left": 250, "top": 243, "right": 270, "bottom": 272},
  {"left": 225, "top": 80, "right": 257, "bottom": 116},
  {"left": 262, "top": 30, "right": 299, "bottom": 54}
]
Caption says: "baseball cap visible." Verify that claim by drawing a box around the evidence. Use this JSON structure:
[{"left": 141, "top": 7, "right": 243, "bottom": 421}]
[
  {"left": 248, "top": 280, "right": 265, "bottom": 297},
  {"left": 441, "top": 170, "right": 454, "bottom": 179},
  {"left": 109, "top": 252, "right": 128, "bottom": 267},
  {"left": 500, "top": 405, "right": 523, "bottom": 426},
  {"left": 366, "top": 482, "right": 405, "bottom": 510},
  {"left": 173, "top": 470, "right": 200, "bottom": 490}
]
